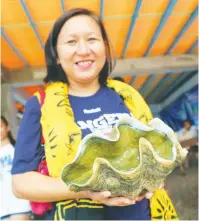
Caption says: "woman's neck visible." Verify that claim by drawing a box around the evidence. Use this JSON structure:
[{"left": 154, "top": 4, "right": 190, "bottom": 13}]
[
  {"left": 1, "top": 137, "right": 10, "bottom": 148},
  {"left": 68, "top": 79, "right": 100, "bottom": 97}
]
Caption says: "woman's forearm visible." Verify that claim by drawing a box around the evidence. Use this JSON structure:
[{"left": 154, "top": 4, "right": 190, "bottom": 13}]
[
  {"left": 12, "top": 171, "right": 82, "bottom": 202},
  {"left": 12, "top": 171, "right": 145, "bottom": 207}
]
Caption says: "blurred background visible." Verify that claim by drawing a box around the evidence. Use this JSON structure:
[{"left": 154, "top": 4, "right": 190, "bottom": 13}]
[{"left": 1, "top": 0, "right": 198, "bottom": 220}]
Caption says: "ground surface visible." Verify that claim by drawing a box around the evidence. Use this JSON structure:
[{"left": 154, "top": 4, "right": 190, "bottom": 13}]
[{"left": 165, "top": 158, "right": 198, "bottom": 220}]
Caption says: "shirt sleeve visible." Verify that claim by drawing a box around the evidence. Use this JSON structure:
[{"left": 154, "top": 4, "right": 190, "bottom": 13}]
[
  {"left": 190, "top": 126, "right": 198, "bottom": 138},
  {"left": 11, "top": 96, "right": 43, "bottom": 174},
  {"left": 177, "top": 129, "right": 184, "bottom": 142}
]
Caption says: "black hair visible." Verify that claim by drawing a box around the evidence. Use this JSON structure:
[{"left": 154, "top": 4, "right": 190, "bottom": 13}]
[
  {"left": 44, "top": 8, "right": 115, "bottom": 85},
  {"left": 113, "top": 77, "right": 124, "bottom": 82},
  {"left": 183, "top": 119, "right": 193, "bottom": 126},
  {"left": 1, "top": 116, "right": 15, "bottom": 146}
]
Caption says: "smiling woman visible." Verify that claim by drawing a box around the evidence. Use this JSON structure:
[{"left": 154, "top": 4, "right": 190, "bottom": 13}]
[
  {"left": 44, "top": 9, "right": 114, "bottom": 88},
  {"left": 11, "top": 8, "right": 178, "bottom": 221},
  {"left": 56, "top": 15, "right": 106, "bottom": 91}
]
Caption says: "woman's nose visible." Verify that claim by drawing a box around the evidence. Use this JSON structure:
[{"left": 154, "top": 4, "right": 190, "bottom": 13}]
[{"left": 76, "top": 40, "right": 90, "bottom": 56}]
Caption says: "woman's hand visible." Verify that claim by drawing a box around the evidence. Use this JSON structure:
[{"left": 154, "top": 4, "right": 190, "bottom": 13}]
[
  {"left": 144, "top": 182, "right": 165, "bottom": 200},
  {"left": 101, "top": 196, "right": 136, "bottom": 206},
  {"left": 79, "top": 183, "right": 165, "bottom": 207},
  {"left": 80, "top": 190, "right": 136, "bottom": 206},
  {"left": 79, "top": 190, "right": 136, "bottom": 206}
]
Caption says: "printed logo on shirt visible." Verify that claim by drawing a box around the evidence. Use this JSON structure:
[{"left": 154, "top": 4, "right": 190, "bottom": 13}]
[
  {"left": 77, "top": 113, "right": 131, "bottom": 132},
  {"left": 0, "top": 155, "right": 13, "bottom": 172},
  {"left": 83, "top": 107, "right": 102, "bottom": 114}
]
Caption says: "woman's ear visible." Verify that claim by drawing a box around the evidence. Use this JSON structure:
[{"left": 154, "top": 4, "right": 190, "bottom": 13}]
[{"left": 7, "top": 126, "right": 10, "bottom": 133}]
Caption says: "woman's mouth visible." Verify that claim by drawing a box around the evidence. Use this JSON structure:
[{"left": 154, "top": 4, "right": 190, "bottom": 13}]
[{"left": 75, "top": 60, "right": 94, "bottom": 70}]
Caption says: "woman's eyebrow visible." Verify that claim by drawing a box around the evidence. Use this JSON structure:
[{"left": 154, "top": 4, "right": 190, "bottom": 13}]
[{"left": 66, "top": 31, "right": 98, "bottom": 37}]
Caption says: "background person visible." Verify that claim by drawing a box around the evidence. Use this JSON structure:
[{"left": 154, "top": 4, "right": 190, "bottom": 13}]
[
  {"left": 177, "top": 119, "right": 198, "bottom": 169},
  {"left": 0, "top": 116, "right": 31, "bottom": 220}
]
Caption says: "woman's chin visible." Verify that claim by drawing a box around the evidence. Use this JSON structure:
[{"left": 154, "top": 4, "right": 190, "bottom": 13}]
[{"left": 75, "top": 74, "right": 98, "bottom": 84}]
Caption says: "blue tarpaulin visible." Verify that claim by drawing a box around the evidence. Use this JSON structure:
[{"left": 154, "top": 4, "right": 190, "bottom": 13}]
[{"left": 160, "top": 85, "right": 198, "bottom": 132}]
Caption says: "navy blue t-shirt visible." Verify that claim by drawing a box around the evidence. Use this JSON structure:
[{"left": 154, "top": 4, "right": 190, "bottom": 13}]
[{"left": 12, "top": 86, "right": 150, "bottom": 220}]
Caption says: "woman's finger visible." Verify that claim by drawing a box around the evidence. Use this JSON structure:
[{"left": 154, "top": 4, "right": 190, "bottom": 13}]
[
  {"left": 136, "top": 195, "right": 145, "bottom": 201},
  {"left": 90, "top": 191, "right": 111, "bottom": 201},
  {"left": 144, "top": 183, "right": 164, "bottom": 200},
  {"left": 82, "top": 190, "right": 111, "bottom": 201},
  {"left": 101, "top": 197, "right": 136, "bottom": 206},
  {"left": 159, "top": 182, "right": 165, "bottom": 189},
  {"left": 145, "top": 192, "right": 154, "bottom": 199}
]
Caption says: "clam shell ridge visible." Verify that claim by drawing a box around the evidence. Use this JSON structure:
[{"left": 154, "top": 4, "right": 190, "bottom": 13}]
[{"left": 61, "top": 116, "right": 187, "bottom": 197}]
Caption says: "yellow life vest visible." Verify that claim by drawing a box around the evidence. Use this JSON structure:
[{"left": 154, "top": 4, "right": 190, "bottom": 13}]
[{"left": 35, "top": 79, "right": 178, "bottom": 220}]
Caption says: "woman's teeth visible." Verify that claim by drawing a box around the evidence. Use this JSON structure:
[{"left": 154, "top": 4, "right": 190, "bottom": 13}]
[{"left": 76, "top": 61, "right": 93, "bottom": 68}]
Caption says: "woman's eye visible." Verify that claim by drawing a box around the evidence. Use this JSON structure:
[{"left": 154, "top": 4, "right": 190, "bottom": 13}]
[
  {"left": 88, "top": 38, "right": 96, "bottom": 41},
  {"left": 67, "top": 40, "right": 76, "bottom": 45}
]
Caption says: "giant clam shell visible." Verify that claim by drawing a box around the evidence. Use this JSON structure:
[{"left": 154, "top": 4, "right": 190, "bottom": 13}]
[{"left": 61, "top": 116, "right": 187, "bottom": 197}]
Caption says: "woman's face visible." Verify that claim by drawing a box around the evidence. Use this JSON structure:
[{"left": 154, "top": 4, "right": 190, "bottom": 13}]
[
  {"left": 56, "top": 15, "right": 106, "bottom": 85},
  {"left": 0, "top": 120, "right": 8, "bottom": 141}
]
